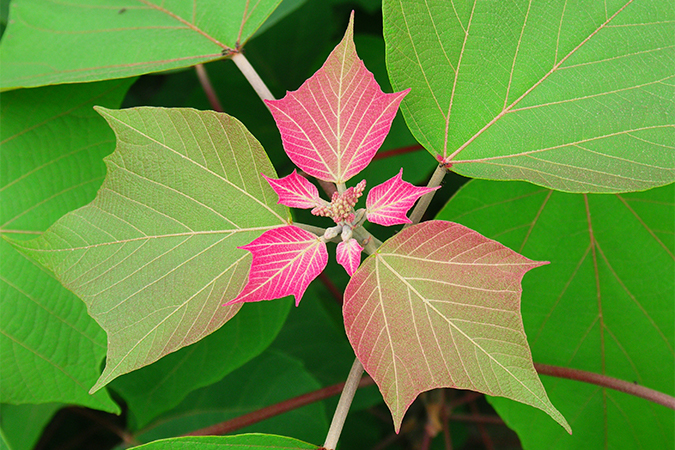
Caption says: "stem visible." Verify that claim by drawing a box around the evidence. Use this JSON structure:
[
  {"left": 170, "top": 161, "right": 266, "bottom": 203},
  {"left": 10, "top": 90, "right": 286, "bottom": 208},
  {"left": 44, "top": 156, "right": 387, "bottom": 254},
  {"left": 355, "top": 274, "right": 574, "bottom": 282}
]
[
  {"left": 231, "top": 52, "right": 275, "bottom": 104},
  {"left": 535, "top": 363, "right": 675, "bottom": 410},
  {"left": 185, "top": 373, "right": 374, "bottom": 437},
  {"left": 323, "top": 358, "right": 365, "bottom": 450},
  {"left": 352, "top": 226, "right": 382, "bottom": 254},
  {"left": 405, "top": 164, "right": 448, "bottom": 228},
  {"left": 292, "top": 222, "right": 326, "bottom": 237},
  {"left": 195, "top": 64, "right": 224, "bottom": 112},
  {"left": 373, "top": 144, "right": 424, "bottom": 160}
]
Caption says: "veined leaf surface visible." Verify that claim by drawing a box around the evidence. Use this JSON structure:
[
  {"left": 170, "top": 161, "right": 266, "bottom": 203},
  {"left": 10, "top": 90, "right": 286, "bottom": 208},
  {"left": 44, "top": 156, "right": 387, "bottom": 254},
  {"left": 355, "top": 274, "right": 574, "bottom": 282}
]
[
  {"left": 13, "top": 107, "right": 288, "bottom": 391},
  {"left": 129, "top": 434, "right": 318, "bottom": 450},
  {"left": 438, "top": 180, "right": 674, "bottom": 449},
  {"left": 0, "top": 0, "right": 282, "bottom": 89},
  {"left": 343, "top": 221, "right": 569, "bottom": 433},
  {"left": 365, "top": 168, "right": 439, "bottom": 226},
  {"left": 265, "top": 12, "right": 409, "bottom": 184},
  {"left": 0, "top": 80, "right": 133, "bottom": 411},
  {"left": 384, "top": 0, "right": 675, "bottom": 192},
  {"left": 228, "top": 226, "right": 328, "bottom": 306}
]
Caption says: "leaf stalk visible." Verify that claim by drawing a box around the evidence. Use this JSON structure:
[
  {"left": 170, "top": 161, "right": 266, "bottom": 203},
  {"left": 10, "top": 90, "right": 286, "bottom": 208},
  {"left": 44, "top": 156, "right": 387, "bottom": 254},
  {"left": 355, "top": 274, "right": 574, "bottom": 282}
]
[
  {"left": 323, "top": 358, "right": 365, "bottom": 450},
  {"left": 231, "top": 52, "right": 275, "bottom": 105}
]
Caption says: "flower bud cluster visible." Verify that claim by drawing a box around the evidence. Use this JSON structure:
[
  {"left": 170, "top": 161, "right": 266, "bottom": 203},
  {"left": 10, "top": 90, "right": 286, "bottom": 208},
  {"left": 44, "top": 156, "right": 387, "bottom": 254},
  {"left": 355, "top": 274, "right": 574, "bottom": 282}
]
[{"left": 311, "top": 180, "right": 366, "bottom": 224}]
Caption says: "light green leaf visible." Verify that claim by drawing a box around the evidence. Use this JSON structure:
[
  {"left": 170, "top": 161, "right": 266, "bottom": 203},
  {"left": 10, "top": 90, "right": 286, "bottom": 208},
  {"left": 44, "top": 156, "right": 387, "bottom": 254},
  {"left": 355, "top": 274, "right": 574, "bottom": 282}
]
[
  {"left": 0, "top": 403, "right": 61, "bottom": 450},
  {"left": 384, "top": 0, "right": 675, "bottom": 193},
  {"left": 134, "top": 350, "right": 328, "bottom": 445},
  {"left": 129, "top": 434, "right": 318, "bottom": 450},
  {"left": 13, "top": 107, "right": 289, "bottom": 392},
  {"left": 111, "top": 298, "right": 292, "bottom": 429},
  {"left": 0, "top": 79, "right": 133, "bottom": 411},
  {"left": 437, "top": 180, "right": 674, "bottom": 449},
  {"left": 0, "top": 0, "right": 282, "bottom": 89}
]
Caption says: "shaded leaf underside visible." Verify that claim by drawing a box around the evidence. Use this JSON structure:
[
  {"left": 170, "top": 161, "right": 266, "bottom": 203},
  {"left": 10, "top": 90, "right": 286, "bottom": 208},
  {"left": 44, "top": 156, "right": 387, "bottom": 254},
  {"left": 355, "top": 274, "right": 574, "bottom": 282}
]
[{"left": 438, "top": 180, "right": 674, "bottom": 449}]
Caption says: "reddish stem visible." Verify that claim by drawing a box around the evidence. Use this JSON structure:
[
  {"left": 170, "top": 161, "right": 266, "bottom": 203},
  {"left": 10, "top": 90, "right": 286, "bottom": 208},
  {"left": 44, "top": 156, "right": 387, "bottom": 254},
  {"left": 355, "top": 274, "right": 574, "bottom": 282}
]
[
  {"left": 535, "top": 363, "right": 675, "bottom": 410},
  {"left": 195, "top": 64, "right": 224, "bottom": 112},
  {"left": 469, "top": 399, "right": 495, "bottom": 450},
  {"left": 185, "top": 375, "right": 374, "bottom": 436},
  {"left": 373, "top": 144, "right": 424, "bottom": 160},
  {"left": 318, "top": 272, "right": 343, "bottom": 305}
]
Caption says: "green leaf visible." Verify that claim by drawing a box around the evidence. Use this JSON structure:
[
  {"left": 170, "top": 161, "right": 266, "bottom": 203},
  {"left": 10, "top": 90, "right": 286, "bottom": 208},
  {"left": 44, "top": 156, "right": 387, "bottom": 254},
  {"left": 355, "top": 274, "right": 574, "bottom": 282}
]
[
  {"left": 0, "top": 403, "right": 61, "bottom": 450},
  {"left": 111, "top": 298, "right": 292, "bottom": 428},
  {"left": 13, "top": 107, "right": 289, "bottom": 392},
  {"left": 0, "top": 79, "right": 133, "bottom": 411},
  {"left": 130, "top": 434, "right": 318, "bottom": 449},
  {"left": 384, "top": 0, "right": 675, "bottom": 193},
  {"left": 134, "top": 350, "right": 328, "bottom": 445},
  {"left": 0, "top": 0, "right": 282, "bottom": 89},
  {"left": 437, "top": 180, "right": 674, "bottom": 449}
]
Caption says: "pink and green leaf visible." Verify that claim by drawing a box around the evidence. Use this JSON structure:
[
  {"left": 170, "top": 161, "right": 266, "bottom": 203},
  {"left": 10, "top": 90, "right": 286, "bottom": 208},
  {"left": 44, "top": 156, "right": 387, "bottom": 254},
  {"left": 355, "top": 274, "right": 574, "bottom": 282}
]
[
  {"left": 263, "top": 169, "right": 324, "bottom": 209},
  {"left": 365, "top": 169, "right": 439, "bottom": 226},
  {"left": 343, "top": 221, "right": 570, "bottom": 433},
  {"left": 336, "top": 238, "right": 363, "bottom": 276},
  {"left": 228, "top": 226, "right": 328, "bottom": 307},
  {"left": 265, "top": 12, "right": 409, "bottom": 184}
]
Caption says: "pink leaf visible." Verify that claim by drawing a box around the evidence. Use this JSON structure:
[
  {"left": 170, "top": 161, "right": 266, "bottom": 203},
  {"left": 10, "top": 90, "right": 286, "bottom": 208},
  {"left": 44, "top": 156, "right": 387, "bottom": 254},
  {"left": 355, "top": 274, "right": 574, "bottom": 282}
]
[
  {"left": 227, "top": 226, "right": 328, "bottom": 307},
  {"left": 336, "top": 238, "right": 363, "bottom": 276},
  {"left": 366, "top": 169, "right": 440, "bottom": 226},
  {"left": 343, "top": 221, "right": 570, "bottom": 433},
  {"left": 263, "top": 169, "right": 324, "bottom": 209},
  {"left": 264, "top": 12, "right": 409, "bottom": 184}
]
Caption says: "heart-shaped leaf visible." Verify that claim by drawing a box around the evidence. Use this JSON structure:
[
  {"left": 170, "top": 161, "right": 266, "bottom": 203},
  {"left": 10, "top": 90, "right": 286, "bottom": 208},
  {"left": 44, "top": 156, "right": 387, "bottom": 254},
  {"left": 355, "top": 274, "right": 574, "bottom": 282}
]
[
  {"left": 13, "top": 107, "right": 288, "bottom": 391},
  {"left": 384, "top": 0, "right": 675, "bottom": 192},
  {"left": 365, "top": 168, "right": 439, "bottom": 226},
  {"left": 343, "top": 220, "right": 570, "bottom": 433},
  {"left": 265, "top": 12, "right": 409, "bottom": 183},
  {"left": 0, "top": 0, "right": 283, "bottom": 89},
  {"left": 227, "top": 226, "right": 328, "bottom": 306}
]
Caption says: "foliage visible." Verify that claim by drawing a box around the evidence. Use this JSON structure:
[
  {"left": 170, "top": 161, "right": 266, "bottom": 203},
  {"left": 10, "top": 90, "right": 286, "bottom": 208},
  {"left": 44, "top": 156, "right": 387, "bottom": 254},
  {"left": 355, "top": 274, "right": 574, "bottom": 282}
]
[{"left": 0, "top": 0, "right": 672, "bottom": 449}]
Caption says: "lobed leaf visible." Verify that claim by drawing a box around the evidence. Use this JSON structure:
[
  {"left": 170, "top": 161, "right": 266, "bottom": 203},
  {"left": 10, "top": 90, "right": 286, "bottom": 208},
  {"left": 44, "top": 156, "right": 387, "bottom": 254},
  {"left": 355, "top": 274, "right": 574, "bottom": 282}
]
[
  {"left": 438, "top": 180, "right": 674, "bottom": 449},
  {"left": 13, "top": 107, "right": 288, "bottom": 391},
  {"left": 343, "top": 220, "right": 569, "bottom": 433},
  {"left": 263, "top": 169, "right": 323, "bottom": 209},
  {"left": 365, "top": 168, "right": 439, "bottom": 226},
  {"left": 336, "top": 238, "right": 363, "bottom": 276},
  {"left": 228, "top": 226, "right": 328, "bottom": 306},
  {"left": 265, "top": 12, "right": 409, "bottom": 184},
  {"left": 384, "top": 0, "right": 675, "bottom": 192},
  {"left": 0, "top": 0, "right": 283, "bottom": 89}
]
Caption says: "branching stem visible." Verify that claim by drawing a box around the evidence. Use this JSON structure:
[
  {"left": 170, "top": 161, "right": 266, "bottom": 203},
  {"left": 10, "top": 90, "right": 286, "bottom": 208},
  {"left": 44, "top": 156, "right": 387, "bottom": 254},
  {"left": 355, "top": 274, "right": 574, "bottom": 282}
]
[{"left": 405, "top": 164, "right": 449, "bottom": 227}]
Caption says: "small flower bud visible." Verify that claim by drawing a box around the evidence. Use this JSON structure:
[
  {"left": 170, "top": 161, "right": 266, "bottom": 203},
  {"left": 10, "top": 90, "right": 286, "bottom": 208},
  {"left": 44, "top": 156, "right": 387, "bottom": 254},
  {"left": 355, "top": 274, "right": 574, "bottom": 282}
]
[
  {"left": 323, "top": 225, "right": 342, "bottom": 240},
  {"left": 341, "top": 225, "right": 353, "bottom": 242}
]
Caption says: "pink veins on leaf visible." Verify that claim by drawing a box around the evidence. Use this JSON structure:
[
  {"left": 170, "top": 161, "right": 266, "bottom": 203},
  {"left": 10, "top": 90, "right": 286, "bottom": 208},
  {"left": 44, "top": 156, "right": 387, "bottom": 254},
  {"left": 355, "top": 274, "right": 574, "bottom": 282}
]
[
  {"left": 366, "top": 169, "right": 440, "bottom": 226},
  {"left": 336, "top": 238, "right": 363, "bottom": 276},
  {"left": 264, "top": 12, "right": 409, "bottom": 184},
  {"left": 263, "top": 169, "right": 324, "bottom": 209},
  {"left": 227, "top": 226, "right": 328, "bottom": 306}
]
